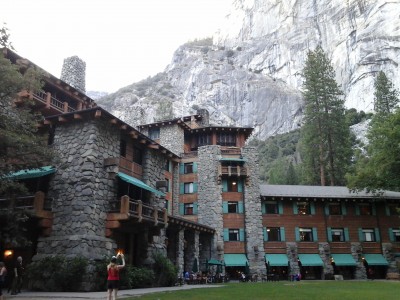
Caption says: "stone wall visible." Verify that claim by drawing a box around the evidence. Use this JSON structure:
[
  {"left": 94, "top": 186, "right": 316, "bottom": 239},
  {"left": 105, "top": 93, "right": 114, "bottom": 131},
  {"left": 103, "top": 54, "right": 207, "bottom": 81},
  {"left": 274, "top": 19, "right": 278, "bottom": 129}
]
[
  {"left": 242, "top": 146, "right": 266, "bottom": 275},
  {"left": 197, "top": 145, "right": 222, "bottom": 260},
  {"left": 60, "top": 56, "right": 86, "bottom": 93},
  {"left": 35, "top": 119, "right": 119, "bottom": 261},
  {"left": 160, "top": 125, "right": 185, "bottom": 156}
]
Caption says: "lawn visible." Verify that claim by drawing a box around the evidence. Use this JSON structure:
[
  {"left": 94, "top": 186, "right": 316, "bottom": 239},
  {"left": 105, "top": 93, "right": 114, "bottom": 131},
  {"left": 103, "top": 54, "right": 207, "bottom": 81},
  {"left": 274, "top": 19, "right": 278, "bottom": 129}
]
[{"left": 126, "top": 281, "right": 400, "bottom": 300}]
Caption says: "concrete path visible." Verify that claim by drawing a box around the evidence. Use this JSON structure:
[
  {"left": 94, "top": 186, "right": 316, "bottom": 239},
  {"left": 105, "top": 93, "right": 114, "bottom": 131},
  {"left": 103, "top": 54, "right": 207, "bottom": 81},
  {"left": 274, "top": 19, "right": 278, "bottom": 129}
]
[{"left": 6, "top": 284, "right": 224, "bottom": 299}]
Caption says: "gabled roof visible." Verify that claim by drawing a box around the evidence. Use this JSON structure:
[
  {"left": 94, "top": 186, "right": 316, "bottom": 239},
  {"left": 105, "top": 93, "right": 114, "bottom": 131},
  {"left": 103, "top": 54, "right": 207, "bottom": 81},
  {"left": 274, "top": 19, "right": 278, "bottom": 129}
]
[
  {"left": 260, "top": 184, "right": 400, "bottom": 200},
  {"left": 137, "top": 115, "right": 202, "bottom": 130},
  {"left": 40, "top": 107, "right": 180, "bottom": 160}
]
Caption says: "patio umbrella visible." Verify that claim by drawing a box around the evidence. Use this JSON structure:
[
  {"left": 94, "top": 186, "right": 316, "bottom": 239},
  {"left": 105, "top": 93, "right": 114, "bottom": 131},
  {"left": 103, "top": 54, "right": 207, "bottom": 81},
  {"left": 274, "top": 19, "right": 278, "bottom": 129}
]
[
  {"left": 192, "top": 258, "right": 198, "bottom": 273},
  {"left": 245, "top": 261, "right": 250, "bottom": 275}
]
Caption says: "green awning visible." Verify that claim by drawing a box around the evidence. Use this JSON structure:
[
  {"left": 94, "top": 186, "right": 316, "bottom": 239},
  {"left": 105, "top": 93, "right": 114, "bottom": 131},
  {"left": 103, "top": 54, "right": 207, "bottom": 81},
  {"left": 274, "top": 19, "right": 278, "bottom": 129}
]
[
  {"left": 265, "top": 254, "right": 289, "bottom": 266},
  {"left": 363, "top": 254, "right": 388, "bottom": 266},
  {"left": 208, "top": 259, "right": 224, "bottom": 266},
  {"left": 224, "top": 254, "right": 248, "bottom": 267},
  {"left": 117, "top": 172, "right": 165, "bottom": 197},
  {"left": 220, "top": 158, "right": 247, "bottom": 162},
  {"left": 298, "top": 254, "right": 324, "bottom": 267},
  {"left": 331, "top": 254, "right": 357, "bottom": 266},
  {"left": 4, "top": 166, "right": 56, "bottom": 180}
]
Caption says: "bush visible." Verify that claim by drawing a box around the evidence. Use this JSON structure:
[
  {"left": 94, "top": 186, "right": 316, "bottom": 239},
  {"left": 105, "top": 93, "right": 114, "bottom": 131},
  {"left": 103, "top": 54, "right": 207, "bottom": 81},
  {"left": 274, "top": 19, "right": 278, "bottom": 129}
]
[
  {"left": 125, "top": 266, "right": 155, "bottom": 288},
  {"left": 27, "top": 256, "right": 88, "bottom": 291},
  {"left": 152, "top": 253, "right": 178, "bottom": 287}
]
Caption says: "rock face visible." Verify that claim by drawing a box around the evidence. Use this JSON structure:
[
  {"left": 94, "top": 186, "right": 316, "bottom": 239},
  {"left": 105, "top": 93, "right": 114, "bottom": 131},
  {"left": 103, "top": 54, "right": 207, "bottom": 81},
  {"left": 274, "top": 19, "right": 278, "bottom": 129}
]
[
  {"left": 214, "top": 0, "right": 400, "bottom": 112},
  {"left": 97, "top": 0, "right": 399, "bottom": 140}
]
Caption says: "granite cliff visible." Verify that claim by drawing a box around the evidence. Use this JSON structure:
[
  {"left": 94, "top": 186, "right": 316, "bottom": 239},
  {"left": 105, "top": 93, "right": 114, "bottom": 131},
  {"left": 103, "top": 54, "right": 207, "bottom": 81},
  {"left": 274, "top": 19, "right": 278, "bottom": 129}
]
[{"left": 96, "top": 0, "right": 399, "bottom": 140}]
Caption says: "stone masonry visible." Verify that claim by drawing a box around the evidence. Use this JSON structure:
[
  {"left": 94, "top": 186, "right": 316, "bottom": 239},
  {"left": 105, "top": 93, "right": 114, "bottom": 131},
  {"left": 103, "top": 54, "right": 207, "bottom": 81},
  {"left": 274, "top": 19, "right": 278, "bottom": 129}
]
[{"left": 60, "top": 56, "right": 86, "bottom": 93}]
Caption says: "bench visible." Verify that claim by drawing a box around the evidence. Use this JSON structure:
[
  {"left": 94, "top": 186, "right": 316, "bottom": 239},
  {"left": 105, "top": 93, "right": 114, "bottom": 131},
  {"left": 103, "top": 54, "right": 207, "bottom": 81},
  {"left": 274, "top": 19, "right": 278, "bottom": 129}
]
[{"left": 386, "top": 273, "right": 400, "bottom": 280}]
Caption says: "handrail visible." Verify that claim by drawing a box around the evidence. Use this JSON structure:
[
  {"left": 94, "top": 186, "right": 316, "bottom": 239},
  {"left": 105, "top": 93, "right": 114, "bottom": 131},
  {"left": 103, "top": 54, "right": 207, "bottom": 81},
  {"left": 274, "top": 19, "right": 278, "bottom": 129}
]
[
  {"left": 0, "top": 193, "right": 53, "bottom": 212},
  {"left": 219, "top": 165, "right": 247, "bottom": 176}
]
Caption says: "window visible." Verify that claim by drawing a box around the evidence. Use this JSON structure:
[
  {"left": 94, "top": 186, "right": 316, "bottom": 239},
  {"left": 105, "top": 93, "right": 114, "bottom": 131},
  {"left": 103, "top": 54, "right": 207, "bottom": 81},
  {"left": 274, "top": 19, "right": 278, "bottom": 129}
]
[
  {"left": 388, "top": 204, "right": 400, "bottom": 215},
  {"left": 229, "top": 229, "right": 239, "bottom": 241},
  {"left": 299, "top": 228, "right": 313, "bottom": 242},
  {"left": 265, "top": 201, "right": 279, "bottom": 214},
  {"left": 184, "top": 163, "right": 193, "bottom": 174},
  {"left": 164, "top": 178, "right": 170, "bottom": 192},
  {"left": 197, "top": 133, "right": 211, "bottom": 147},
  {"left": 120, "top": 140, "right": 127, "bottom": 157},
  {"left": 331, "top": 228, "right": 344, "bottom": 242},
  {"left": 133, "top": 147, "right": 143, "bottom": 165},
  {"left": 184, "top": 183, "right": 194, "bottom": 194},
  {"left": 393, "top": 229, "right": 400, "bottom": 242},
  {"left": 359, "top": 203, "right": 372, "bottom": 215},
  {"left": 149, "top": 127, "right": 160, "bottom": 140},
  {"left": 329, "top": 203, "right": 342, "bottom": 215},
  {"left": 227, "top": 178, "right": 238, "bottom": 192},
  {"left": 297, "top": 202, "right": 311, "bottom": 215},
  {"left": 164, "top": 160, "right": 170, "bottom": 172},
  {"left": 184, "top": 203, "right": 194, "bottom": 215},
  {"left": 266, "top": 227, "right": 281, "bottom": 241},
  {"left": 228, "top": 202, "right": 238, "bottom": 213},
  {"left": 217, "top": 133, "right": 236, "bottom": 146},
  {"left": 362, "top": 229, "right": 375, "bottom": 242}
]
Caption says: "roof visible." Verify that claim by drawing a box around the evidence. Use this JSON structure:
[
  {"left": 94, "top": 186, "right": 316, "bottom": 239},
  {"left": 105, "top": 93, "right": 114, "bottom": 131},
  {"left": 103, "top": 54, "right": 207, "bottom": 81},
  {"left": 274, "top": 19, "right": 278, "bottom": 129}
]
[
  {"left": 260, "top": 184, "right": 400, "bottom": 200},
  {"left": 137, "top": 115, "right": 202, "bottom": 129}
]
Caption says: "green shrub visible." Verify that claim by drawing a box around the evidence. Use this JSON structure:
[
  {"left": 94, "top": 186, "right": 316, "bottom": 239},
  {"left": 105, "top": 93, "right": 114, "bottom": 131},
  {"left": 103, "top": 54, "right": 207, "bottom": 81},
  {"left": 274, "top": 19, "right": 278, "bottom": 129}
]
[
  {"left": 152, "top": 253, "right": 178, "bottom": 287},
  {"left": 125, "top": 266, "right": 155, "bottom": 288},
  {"left": 27, "top": 256, "right": 88, "bottom": 291}
]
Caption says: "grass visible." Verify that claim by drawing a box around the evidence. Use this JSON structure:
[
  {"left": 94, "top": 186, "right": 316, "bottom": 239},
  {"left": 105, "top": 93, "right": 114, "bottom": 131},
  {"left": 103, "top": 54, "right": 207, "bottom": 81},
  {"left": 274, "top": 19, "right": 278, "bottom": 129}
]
[{"left": 126, "top": 281, "right": 400, "bottom": 300}]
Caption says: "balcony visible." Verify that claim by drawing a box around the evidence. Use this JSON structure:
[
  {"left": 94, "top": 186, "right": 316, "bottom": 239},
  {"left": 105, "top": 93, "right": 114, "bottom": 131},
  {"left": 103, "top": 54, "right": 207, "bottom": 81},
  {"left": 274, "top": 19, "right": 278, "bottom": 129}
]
[
  {"left": 104, "top": 156, "right": 143, "bottom": 179},
  {"left": 218, "top": 165, "right": 247, "bottom": 177},
  {"left": 106, "top": 196, "right": 168, "bottom": 236}
]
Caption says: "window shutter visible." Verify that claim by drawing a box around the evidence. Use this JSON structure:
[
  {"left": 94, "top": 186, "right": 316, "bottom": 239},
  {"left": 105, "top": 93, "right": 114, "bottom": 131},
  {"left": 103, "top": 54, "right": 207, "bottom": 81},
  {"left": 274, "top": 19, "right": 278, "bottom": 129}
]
[
  {"left": 262, "top": 202, "right": 266, "bottom": 214},
  {"left": 355, "top": 205, "right": 360, "bottom": 215},
  {"left": 341, "top": 202, "right": 347, "bottom": 215},
  {"left": 223, "top": 229, "right": 229, "bottom": 241},
  {"left": 312, "top": 227, "right": 318, "bottom": 242},
  {"left": 238, "top": 180, "right": 243, "bottom": 192},
  {"left": 179, "top": 203, "right": 184, "bottom": 215},
  {"left": 193, "top": 162, "right": 198, "bottom": 173},
  {"left": 386, "top": 205, "right": 391, "bottom": 216},
  {"left": 344, "top": 228, "right": 350, "bottom": 242},
  {"left": 389, "top": 228, "right": 394, "bottom": 242},
  {"left": 295, "top": 227, "right": 300, "bottom": 242},
  {"left": 280, "top": 227, "right": 286, "bottom": 241},
  {"left": 179, "top": 163, "right": 184, "bottom": 174},
  {"left": 327, "top": 227, "right": 332, "bottom": 242},
  {"left": 310, "top": 202, "right": 316, "bottom": 215},
  {"left": 374, "top": 228, "right": 380, "bottom": 242},
  {"left": 239, "top": 228, "right": 245, "bottom": 241},
  {"left": 358, "top": 228, "right": 364, "bottom": 242},
  {"left": 238, "top": 202, "right": 244, "bottom": 214},
  {"left": 193, "top": 202, "right": 198, "bottom": 215},
  {"left": 263, "top": 227, "right": 268, "bottom": 241},
  {"left": 193, "top": 182, "right": 198, "bottom": 193},
  {"left": 278, "top": 202, "right": 283, "bottom": 214},
  {"left": 293, "top": 202, "right": 298, "bottom": 214},
  {"left": 222, "top": 179, "right": 228, "bottom": 192},
  {"left": 179, "top": 183, "right": 184, "bottom": 194},
  {"left": 372, "top": 203, "right": 377, "bottom": 216},
  {"left": 223, "top": 201, "right": 228, "bottom": 214},
  {"left": 324, "top": 204, "right": 330, "bottom": 216}
]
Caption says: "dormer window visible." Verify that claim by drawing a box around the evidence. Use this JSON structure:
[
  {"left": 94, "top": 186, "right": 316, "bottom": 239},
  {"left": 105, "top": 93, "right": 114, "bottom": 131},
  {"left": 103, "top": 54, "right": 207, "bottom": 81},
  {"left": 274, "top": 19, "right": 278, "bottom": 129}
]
[
  {"left": 217, "top": 133, "right": 236, "bottom": 146},
  {"left": 149, "top": 127, "right": 160, "bottom": 140}
]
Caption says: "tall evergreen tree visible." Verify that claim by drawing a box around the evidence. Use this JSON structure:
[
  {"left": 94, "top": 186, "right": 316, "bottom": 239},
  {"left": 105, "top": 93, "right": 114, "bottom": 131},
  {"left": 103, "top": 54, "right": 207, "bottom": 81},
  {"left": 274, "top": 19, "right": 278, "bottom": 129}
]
[
  {"left": 347, "top": 72, "right": 400, "bottom": 192},
  {"left": 299, "top": 46, "right": 352, "bottom": 186}
]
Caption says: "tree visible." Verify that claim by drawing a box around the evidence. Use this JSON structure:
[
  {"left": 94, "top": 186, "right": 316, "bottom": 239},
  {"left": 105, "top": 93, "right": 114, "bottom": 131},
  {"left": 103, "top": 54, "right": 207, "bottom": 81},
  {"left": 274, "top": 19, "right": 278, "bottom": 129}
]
[
  {"left": 347, "top": 73, "right": 400, "bottom": 192},
  {"left": 299, "top": 46, "right": 352, "bottom": 186},
  {"left": 373, "top": 71, "right": 399, "bottom": 115},
  {"left": 0, "top": 27, "right": 54, "bottom": 247}
]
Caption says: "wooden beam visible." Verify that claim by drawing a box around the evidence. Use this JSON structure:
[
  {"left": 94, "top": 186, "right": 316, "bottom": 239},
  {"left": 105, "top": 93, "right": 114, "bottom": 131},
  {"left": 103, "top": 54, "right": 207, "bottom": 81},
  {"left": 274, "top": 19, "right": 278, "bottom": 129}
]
[
  {"left": 95, "top": 110, "right": 102, "bottom": 118},
  {"left": 148, "top": 144, "right": 159, "bottom": 149},
  {"left": 110, "top": 118, "right": 118, "bottom": 125},
  {"left": 58, "top": 116, "right": 67, "bottom": 122},
  {"left": 74, "top": 113, "right": 82, "bottom": 119},
  {"left": 140, "top": 139, "right": 147, "bottom": 144},
  {"left": 120, "top": 124, "right": 128, "bottom": 130},
  {"left": 43, "top": 120, "right": 52, "bottom": 125}
]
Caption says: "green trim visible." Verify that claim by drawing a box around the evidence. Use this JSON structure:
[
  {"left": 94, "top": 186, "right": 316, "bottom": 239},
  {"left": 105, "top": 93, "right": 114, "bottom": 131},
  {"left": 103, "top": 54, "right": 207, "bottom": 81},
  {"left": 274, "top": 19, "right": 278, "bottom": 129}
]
[
  {"left": 4, "top": 166, "right": 56, "bottom": 180},
  {"left": 117, "top": 172, "right": 165, "bottom": 197},
  {"left": 265, "top": 254, "right": 289, "bottom": 266},
  {"left": 363, "top": 254, "right": 388, "bottom": 266},
  {"left": 331, "top": 254, "right": 357, "bottom": 266},
  {"left": 224, "top": 254, "right": 248, "bottom": 267},
  {"left": 298, "top": 254, "right": 324, "bottom": 266}
]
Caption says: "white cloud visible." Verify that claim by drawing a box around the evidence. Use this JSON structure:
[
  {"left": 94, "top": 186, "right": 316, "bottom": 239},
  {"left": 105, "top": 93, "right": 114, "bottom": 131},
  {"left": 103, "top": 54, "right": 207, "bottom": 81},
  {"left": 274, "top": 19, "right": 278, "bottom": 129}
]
[{"left": 1, "top": 0, "right": 232, "bottom": 93}]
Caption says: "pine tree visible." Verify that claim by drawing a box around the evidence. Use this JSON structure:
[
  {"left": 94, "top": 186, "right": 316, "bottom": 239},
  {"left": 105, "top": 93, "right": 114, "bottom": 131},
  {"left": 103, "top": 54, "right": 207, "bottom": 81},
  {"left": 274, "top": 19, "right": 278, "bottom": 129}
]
[
  {"left": 299, "top": 46, "right": 352, "bottom": 186},
  {"left": 374, "top": 71, "right": 399, "bottom": 114}
]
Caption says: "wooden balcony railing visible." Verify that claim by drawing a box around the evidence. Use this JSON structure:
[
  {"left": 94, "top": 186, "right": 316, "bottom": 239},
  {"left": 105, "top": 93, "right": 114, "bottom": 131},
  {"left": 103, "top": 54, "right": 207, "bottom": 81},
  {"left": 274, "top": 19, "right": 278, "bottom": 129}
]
[
  {"left": 221, "top": 147, "right": 241, "bottom": 155},
  {"left": 180, "top": 151, "right": 198, "bottom": 158},
  {"left": 18, "top": 90, "right": 76, "bottom": 114},
  {"left": 218, "top": 165, "right": 247, "bottom": 177},
  {"left": 118, "top": 157, "right": 143, "bottom": 179}
]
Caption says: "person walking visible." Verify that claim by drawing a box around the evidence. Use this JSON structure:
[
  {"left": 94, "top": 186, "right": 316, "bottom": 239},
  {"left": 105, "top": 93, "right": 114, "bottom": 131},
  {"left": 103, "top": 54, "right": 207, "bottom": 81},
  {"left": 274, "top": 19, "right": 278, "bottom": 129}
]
[
  {"left": 10, "top": 256, "right": 23, "bottom": 295},
  {"left": 107, "top": 253, "right": 125, "bottom": 300},
  {"left": 0, "top": 262, "right": 7, "bottom": 300}
]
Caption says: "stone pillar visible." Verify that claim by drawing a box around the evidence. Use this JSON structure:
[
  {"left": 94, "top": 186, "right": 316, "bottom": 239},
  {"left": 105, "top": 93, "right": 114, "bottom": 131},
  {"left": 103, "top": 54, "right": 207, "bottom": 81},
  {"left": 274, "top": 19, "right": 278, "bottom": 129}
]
[
  {"left": 351, "top": 242, "right": 367, "bottom": 279},
  {"left": 382, "top": 243, "right": 397, "bottom": 272},
  {"left": 177, "top": 228, "right": 185, "bottom": 276},
  {"left": 242, "top": 146, "right": 266, "bottom": 275},
  {"left": 287, "top": 242, "right": 300, "bottom": 277},
  {"left": 319, "top": 242, "right": 333, "bottom": 279},
  {"left": 60, "top": 56, "right": 86, "bottom": 93}
]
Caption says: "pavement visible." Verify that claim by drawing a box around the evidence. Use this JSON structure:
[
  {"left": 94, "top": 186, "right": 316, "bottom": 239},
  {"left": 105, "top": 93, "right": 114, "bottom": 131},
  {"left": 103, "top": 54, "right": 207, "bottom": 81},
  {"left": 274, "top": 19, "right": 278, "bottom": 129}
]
[{"left": 5, "top": 284, "right": 224, "bottom": 299}]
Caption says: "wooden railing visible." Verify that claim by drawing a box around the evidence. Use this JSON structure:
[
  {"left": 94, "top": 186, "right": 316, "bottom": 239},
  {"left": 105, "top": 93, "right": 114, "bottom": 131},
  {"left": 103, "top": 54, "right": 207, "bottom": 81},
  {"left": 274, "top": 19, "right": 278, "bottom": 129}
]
[
  {"left": 118, "top": 157, "right": 143, "bottom": 178},
  {"left": 22, "top": 90, "right": 76, "bottom": 113},
  {"left": 221, "top": 147, "right": 241, "bottom": 155},
  {"left": 0, "top": 192, "right": 53, "bottom": 212},
  {"left": 181, "top": 151, "right": 198, "bottom": 158},
  {"left": 218, "top": 165, "right": 247, "bottom": 177}
]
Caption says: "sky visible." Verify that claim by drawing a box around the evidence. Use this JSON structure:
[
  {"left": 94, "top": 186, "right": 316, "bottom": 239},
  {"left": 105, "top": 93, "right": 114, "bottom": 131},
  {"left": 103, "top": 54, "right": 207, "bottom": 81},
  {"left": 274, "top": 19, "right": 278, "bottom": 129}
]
[{"left": 1, "top": 0, "right": 233, "bottom": 93}]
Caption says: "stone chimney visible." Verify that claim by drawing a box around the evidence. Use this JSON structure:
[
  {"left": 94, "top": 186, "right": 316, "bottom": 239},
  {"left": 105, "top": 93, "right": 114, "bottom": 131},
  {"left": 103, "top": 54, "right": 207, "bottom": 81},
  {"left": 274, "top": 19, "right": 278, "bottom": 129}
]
[
  {"left": 60, "top": 56, "right": 86, "bottom": 93},
  {"left": 196, "top": 109, "right": 209, "bottom": 126}
]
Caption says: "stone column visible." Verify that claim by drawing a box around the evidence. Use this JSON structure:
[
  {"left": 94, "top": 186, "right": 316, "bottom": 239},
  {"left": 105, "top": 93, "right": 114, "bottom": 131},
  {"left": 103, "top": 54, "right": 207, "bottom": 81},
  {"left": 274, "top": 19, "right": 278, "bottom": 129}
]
[
  {"left": 177, "top": 228, "right": 185, "bottom": 276},
  {"left": 319, "top": 242, "right": 333, "bottom": 279},
  {"left": 351, "top": 242, "right": 367, "bottom": 279},
  {"left": 287, "top": 242, "right": 299, "bottom": 277}
]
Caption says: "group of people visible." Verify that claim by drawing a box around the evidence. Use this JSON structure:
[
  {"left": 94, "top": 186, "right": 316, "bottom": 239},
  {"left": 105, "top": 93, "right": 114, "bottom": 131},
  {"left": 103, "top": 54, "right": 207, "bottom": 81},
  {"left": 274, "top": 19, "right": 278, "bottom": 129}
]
[{"left": 0, "top": 256, "right": 24, "bottom": 299}]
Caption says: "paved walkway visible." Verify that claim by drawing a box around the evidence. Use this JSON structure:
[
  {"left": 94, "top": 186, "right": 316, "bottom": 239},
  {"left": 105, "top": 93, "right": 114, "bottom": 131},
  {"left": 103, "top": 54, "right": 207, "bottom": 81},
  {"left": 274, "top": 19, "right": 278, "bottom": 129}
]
[{"left": 6, "top": 284, "right": 224, "bottom": 300}]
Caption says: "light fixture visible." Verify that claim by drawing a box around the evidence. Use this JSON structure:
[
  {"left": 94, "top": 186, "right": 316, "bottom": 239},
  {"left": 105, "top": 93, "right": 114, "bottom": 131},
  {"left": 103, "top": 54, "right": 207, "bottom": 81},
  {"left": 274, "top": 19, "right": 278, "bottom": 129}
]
[
  {"left": 232, "top": 181, "right": 237, "bottom": 185},
  {"left": 4, "top": 250, "right": 13, "bottom": 257}
]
